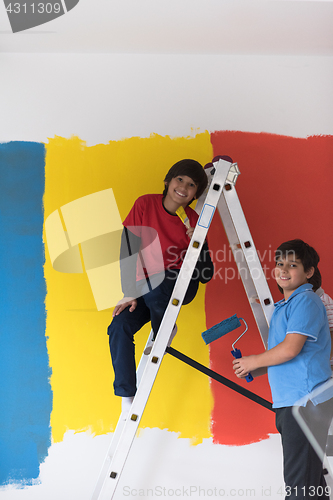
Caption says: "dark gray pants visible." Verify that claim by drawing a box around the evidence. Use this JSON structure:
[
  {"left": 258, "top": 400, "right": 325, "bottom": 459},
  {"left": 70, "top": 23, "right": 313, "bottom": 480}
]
[{"left": 275, "top": 399, "right": 333, "bottom": 500}]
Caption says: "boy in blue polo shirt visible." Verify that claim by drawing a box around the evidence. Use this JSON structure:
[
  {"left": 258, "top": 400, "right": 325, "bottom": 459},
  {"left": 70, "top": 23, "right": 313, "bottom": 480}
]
[{"left": 233, "top": 239, "right": 332, "bottom": 499}]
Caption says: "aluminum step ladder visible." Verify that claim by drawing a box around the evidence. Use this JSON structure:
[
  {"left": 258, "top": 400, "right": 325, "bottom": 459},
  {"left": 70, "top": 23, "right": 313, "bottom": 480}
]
[{"left": 91, "top": 157, "right": 274, "bottom": 500}]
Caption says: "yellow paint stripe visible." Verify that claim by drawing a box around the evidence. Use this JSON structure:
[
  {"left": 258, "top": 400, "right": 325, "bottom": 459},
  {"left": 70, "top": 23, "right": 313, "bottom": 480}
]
[{"left": 44, "top": 133, "right": 213, "bottom": 444}]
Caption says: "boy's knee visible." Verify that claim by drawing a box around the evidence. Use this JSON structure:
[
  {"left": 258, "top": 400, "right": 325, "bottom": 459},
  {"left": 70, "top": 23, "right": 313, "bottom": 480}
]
[
  {"left": 107, "top": 314, "right": 138, "bottom": 346},
  {"left": 107, "top": 321, "right": 112, "bottom": 336},
  {"left": 107, "top": 317, "right": 124, "bottom": 347},
  {"left": 107, "top": 318, "right": 118, "bottom": 336},
  {"left": 107, "top": 322, "right": 116, "bottom": 352}
]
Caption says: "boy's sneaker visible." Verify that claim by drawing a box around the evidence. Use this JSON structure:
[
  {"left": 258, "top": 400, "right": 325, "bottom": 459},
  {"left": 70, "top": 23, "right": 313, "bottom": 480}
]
[
  {"left": 144, "top": 324, "right": 178, "bottom": 355},
  {"left": 143, "top": 339, "right": 154, "bottom": 355}
]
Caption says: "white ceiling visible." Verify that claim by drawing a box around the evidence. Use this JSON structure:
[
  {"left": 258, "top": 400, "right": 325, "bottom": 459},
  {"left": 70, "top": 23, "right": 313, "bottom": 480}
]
[{"left": 0, "top": 0, "right": 333, "bottom": 55}]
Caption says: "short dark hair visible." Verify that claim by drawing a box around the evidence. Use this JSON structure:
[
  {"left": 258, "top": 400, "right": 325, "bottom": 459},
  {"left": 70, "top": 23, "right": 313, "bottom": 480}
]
[
  {"left": 275, "top": 239, "right": 321, "bottom": 293},
  {"left": 163, "top": 159, "right": 208, "bottom": 204}
]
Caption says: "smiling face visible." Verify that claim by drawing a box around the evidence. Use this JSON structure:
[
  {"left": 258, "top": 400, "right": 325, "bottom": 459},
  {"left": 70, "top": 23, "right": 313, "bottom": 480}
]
[
  {"left": 274, "top": 254, "right": 314, "bottom": 300},
  {"left": 163, "top": 175, "right": 198, "bottom": 213}
]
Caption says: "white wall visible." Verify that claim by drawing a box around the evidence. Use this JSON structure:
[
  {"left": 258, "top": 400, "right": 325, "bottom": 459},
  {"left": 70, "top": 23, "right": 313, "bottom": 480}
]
[{"left": 1, "top": 53, "right": 333, "bottom": 145}]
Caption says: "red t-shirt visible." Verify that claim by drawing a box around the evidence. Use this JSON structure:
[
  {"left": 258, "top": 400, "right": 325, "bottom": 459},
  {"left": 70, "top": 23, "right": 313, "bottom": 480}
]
[{"left": 123, "top": 194, "right": 198, "bottom": 281}]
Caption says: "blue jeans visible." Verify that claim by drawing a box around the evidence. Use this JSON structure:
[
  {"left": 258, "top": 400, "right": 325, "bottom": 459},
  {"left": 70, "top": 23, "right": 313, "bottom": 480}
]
[{"left": 108, "top": 270, "right": 198, "bottom": 397}]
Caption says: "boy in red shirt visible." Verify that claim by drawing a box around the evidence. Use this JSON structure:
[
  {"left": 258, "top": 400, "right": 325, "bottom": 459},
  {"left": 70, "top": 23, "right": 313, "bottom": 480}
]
[{"left": 108, "top": 159, "right": 215, "bottom": 415}]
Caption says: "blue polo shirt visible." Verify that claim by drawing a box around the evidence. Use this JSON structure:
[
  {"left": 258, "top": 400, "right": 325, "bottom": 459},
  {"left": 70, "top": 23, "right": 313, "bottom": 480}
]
[{"left": 267, "top": 284, "right": 331, "bottom": 408}]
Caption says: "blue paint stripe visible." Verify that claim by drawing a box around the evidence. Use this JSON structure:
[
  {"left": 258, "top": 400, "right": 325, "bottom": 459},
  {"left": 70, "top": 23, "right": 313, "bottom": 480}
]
[{"left": 0, "top": 142, "right": 52, "bottom": 486}]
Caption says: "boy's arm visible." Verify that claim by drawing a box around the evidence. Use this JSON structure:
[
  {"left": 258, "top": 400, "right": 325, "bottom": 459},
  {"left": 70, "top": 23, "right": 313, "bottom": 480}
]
[
  {"left": 113, "top": 227, "right": 141, "bottom": 317},
  {"left": 233, "top": 333, "right": 307, "bottom": 379},
  {"left": 113, "top": 297, "right": 137, "bottom": 317},
  {"left": 119, "top": 227, "right": 141, "bottom": 295},
  {"left": 248, "top": 367, "right": 267, "bottom": 378}
]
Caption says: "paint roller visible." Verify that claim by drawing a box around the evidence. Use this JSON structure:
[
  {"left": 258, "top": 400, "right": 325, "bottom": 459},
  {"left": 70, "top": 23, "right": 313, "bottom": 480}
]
[
  {"left": 201, "top": 314, "right": 253, "bottom": 382},
  {"left": 176, "top": 205, "right": 191, "bottom": 229}
]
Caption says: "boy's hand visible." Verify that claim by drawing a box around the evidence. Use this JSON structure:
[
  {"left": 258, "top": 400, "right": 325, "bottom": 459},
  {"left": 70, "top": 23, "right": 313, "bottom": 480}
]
[
  {"left": 186, "top": 226, "right": 195, "bottom": 239},
  {"left": 113, "top": 297, "right": 137, "bottom": 317},
  {"left": 233, "top": 355, "right": 259, "bottom": 379}
]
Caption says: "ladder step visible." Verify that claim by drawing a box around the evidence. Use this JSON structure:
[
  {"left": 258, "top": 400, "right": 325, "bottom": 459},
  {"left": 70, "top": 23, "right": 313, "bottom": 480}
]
[
  {"left": 230, "top": 241, "right": 252, "bottom": 250},
  {"left": 250, "top": 296, "right": 272, "bottom": 306},
  {"left": 249, "top": 296, "right": 260, "bottom": 304}
]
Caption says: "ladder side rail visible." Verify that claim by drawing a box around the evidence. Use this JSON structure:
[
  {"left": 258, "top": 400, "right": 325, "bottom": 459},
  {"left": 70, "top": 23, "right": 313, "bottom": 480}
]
[
  {"left": 91, "top": 328, "right": 155, "bottom": 500},
  {"left": 216, "top": 187, "right": 274, "bottom": 348},
  {"left": 199, "top": 163, "right": 274, "bottom": 346},
  {"left": 217, "top": 194, "right": 271, "bottom": 347},
  {"left": 90, "top": 418, "right": 126, "bottom": 500},
  {"left": 222, "top": 184, "right": 275, "bottom": 325},
  {"left": 91, "top": 163, "right": 216, "bottom": 500},
  {"left": 231, "top": 249, "right": 270, "bottom": 347},
  {"left": 93, "top": 159, "right": 233, "bottom": 500}
]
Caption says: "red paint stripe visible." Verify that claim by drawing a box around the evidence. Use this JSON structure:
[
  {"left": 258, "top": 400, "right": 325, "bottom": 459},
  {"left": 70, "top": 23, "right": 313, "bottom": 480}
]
[{"left": 206, "top": 131, "right": 333, "bottom": 445}]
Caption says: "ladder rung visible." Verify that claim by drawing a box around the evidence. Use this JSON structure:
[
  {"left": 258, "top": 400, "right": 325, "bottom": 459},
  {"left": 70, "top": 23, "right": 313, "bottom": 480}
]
[
  {"left": 230, "top": 241, "right": 253, "bottom": 250},
  {"left": 250, "top": 296, "right": 272, "bottom": 306},
  {"left": 249, "top": 296, "right": 260, "bottom": 304}
]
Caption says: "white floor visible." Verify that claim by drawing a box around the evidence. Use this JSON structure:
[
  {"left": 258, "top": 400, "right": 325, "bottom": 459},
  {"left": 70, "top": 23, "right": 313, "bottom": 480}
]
[
  {"left": 1, "top": 429, "right": 332, "bottom": 500},
  {"left": 0, "top": 429, "right": 288, "bottom": 500}
]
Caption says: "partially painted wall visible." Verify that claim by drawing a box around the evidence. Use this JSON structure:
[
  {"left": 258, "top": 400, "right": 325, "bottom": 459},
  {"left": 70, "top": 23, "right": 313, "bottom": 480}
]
[{"left": 1, "top": 130, "right": 332, "bottom": 487}]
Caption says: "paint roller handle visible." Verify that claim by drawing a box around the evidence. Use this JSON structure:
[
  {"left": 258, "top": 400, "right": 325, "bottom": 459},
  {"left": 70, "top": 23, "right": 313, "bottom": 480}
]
[{"left": 231, "top": 348, "right": 254, "bottom": 383}]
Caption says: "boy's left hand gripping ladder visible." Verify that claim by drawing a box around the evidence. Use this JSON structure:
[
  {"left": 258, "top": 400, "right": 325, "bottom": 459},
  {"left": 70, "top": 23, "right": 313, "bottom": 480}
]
[{"left": 91, "top": 158, "right": 274, "bottom": 500}]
